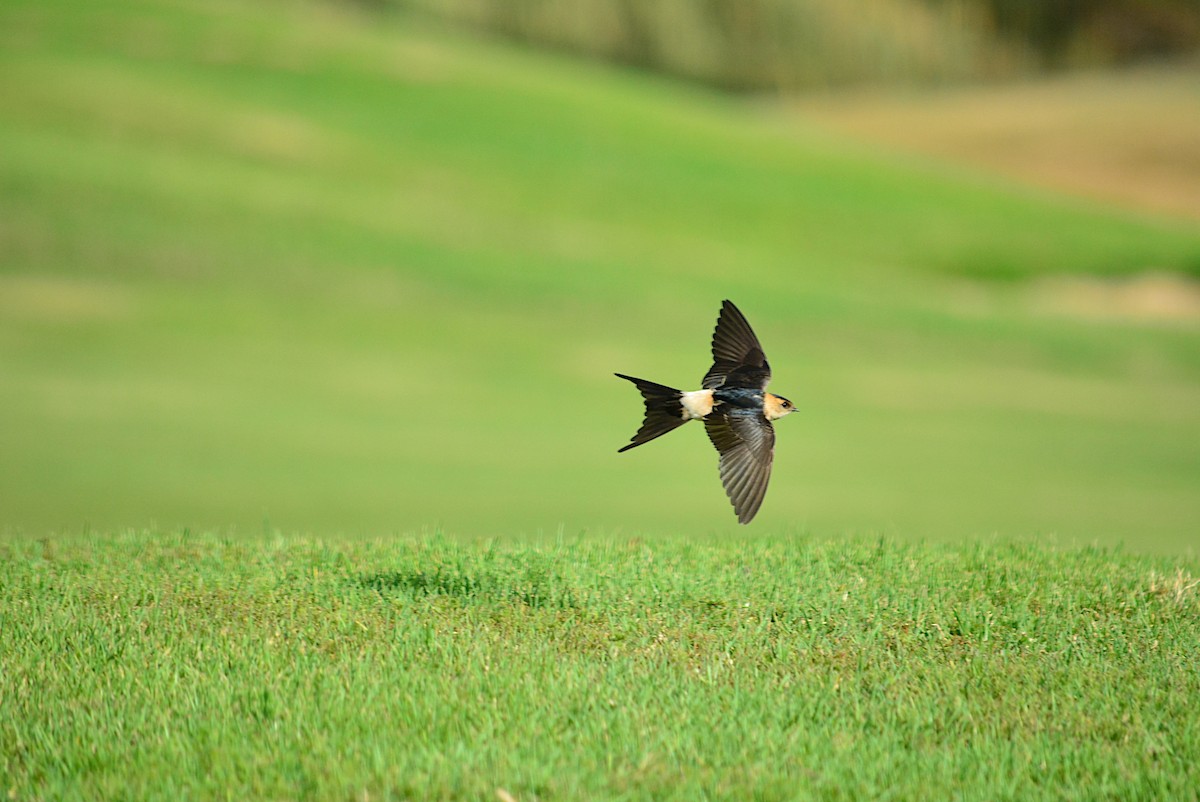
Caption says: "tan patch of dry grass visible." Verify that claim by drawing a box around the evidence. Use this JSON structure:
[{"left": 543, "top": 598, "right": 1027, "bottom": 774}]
[
  {"left": 1149, "top": 568, "right": 1200, "bottom": 607},
  {"left": 789, "top": 65, "right": 1200, "bottom": 221},
  {"left": 3, "top": 59, "right": 343, "bottom": 167},
  {"left": 1028, "top": 272, "right": 1200, "bottom": 324},
  {"left": 0, "top": 275, "right": 134, "bottom": 323}
]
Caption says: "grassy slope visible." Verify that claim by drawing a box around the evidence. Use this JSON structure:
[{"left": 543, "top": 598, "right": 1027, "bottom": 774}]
[
  {"left": 2, "top": 531, "right": 1198, "bottom": 800},
  {"left": 1, "top": 0, "right": 1199, "bottom": 549},
  {"left": 3, "top": 6, "right": 1199, "bottom": 795}
]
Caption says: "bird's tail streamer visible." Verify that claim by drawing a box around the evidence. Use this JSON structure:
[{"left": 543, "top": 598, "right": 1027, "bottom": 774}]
[{"left": 615, "top": 373, "right": 687, "bottom": 452}]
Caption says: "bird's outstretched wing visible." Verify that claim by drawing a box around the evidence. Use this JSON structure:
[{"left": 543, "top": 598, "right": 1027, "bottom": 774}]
[
  {"left": 704, "top": 407, "right": 775, "bottom": 524},
  {"left": 701, "top": 300, "right": 771, "bottom": 390}
]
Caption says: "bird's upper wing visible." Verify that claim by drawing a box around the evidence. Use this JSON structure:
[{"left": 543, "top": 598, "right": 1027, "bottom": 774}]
[
  {"left": 704, "top": 407, "right": 775, "bottom": 524},
  {"left": 701, "top": 300, "right": 771, "bottom": 390}
]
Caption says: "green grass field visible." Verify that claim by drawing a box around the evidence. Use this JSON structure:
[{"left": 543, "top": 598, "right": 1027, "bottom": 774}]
[
  {"left": 2, "top": 1, "right": 1200, "bottom": 796},
  {"left": 3, "top": 531, "right": 1198, "bottom": 800}
]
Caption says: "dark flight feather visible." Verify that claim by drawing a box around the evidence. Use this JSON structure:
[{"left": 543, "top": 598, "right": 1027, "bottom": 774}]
[
  {"left": 704, "top": 407, "right": 776, "bottom": 524},
  {"left": 701, "top": 300, "right": 772, "bottom": 391}
]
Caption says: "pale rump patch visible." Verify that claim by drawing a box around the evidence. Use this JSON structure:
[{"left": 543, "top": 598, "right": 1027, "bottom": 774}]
[{"left": 679, "top": 389, "right": 714, "bottom": 420}]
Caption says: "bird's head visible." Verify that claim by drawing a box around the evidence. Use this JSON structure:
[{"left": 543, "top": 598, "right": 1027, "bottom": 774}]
[{"left": 764, "top": 393, "right": 797, "bottom": 421}]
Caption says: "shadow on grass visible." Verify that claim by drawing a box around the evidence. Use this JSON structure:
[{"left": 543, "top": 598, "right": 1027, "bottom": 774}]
[{"left": 353, "top": 567, "right": 578, "bottom": 610}]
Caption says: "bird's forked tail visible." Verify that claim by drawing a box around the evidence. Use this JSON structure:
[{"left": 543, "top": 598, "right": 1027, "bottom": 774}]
[{"left": 615, "top": 373, "right": 688, "bottom": 453}]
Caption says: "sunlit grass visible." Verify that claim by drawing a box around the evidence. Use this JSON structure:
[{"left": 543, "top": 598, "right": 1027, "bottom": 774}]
[{"left": 2, "top": 531, "right": 1198, "bottom": 800}]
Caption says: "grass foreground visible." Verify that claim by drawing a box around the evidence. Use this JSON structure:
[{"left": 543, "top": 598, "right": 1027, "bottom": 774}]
[{"left": 2, "top": 531, "right": 1198, "bottom": 800}]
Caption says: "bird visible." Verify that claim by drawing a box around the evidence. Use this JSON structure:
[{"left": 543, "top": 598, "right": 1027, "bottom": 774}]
[{"left": 616, "top": 300, "right": 797, "bottom": 524}]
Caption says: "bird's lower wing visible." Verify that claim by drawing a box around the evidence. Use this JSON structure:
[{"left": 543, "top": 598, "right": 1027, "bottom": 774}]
[{"left": 704, "top": 408, "right": 775, "bottom": 524}]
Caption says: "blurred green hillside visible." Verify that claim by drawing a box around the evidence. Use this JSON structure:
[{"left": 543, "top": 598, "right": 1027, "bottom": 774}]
[{"left": 1, "top": 0, "right": 1199, "bottom": 550}]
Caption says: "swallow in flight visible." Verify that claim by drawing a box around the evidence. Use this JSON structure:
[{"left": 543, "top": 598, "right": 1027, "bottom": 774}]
[{"left": 616, "top": 300, "right": 797, "bottom": 524}]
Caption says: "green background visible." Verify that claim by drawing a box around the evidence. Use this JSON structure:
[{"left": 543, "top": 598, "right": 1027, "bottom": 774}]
[{"left": 2, "top": 0, "right": 1198, "bottom": 552}]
